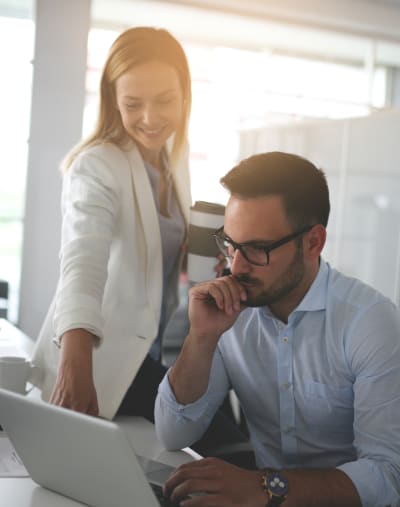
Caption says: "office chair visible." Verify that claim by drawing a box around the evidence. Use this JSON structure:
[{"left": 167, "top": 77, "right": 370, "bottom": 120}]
[{"left": 0, "top": 279, "right": 9, "bottom": 319}]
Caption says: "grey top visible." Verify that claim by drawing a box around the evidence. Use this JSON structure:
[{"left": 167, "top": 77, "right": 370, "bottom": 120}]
[{"left": 144, "top": 159, "right": 185, "bottom": 360}]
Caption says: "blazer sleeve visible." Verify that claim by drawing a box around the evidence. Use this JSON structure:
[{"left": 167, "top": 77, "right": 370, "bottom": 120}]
[{"left": 53, "top": 150, "right": 120, "bottom": 344}]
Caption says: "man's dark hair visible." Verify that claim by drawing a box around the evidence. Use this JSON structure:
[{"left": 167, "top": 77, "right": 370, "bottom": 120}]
[{"left": 220, "top": 151, "right": 330, "bottom": 229}]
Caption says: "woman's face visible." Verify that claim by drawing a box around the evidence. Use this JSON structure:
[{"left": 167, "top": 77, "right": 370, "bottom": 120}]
[{"left": 115, "top": 61, "right": 184, "bottom": 166}]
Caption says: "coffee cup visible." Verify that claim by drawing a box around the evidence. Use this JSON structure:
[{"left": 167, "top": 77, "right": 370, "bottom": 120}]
[
  {"left": 0, "top": 356, "right": 33, "bottom": 395},
  {"left": 187, "top": 201, "right": 225, "bottom": 283}
]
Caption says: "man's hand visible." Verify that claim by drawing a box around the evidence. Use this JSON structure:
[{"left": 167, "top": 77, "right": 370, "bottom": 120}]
[
  {"left": 189, "top": 275, "right": 248, "bottom": 341},
  {"left": 49, "top": 329, "right": 99, "bottom": 416},
  {"left": 163, "top": 458, "right": 267, "bottom": 507},
  {"left": 167, "top": 276, "right": 247, "bottom": 405}
]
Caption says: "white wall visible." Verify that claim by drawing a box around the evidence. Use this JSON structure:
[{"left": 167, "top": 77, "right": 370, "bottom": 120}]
[
  {"left": 164, "top": 0, "right": 400, "bottom": 40},
  {"left": 18, "top": 0, "right": 91, "bottom": 338},
  {"left": 239, "top": 109, "right": 400, "bottom": 305},
  {"left": 93, "top": 0, "right": 400, "bottom": 68}
]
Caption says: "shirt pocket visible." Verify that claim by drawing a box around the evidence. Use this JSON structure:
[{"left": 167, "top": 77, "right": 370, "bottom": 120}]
[{"left": 300, "top": 380, "right": 354, "bottom": 434}]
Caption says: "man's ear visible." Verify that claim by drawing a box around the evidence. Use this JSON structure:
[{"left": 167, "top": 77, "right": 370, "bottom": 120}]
[{"left": 304, "top": 224, "right": 326, "bottom": 260}]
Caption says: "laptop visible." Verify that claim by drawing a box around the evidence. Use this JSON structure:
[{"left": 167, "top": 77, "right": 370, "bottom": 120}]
[{"left": 0, "top": 388, "right": 178, "bottom": 507}]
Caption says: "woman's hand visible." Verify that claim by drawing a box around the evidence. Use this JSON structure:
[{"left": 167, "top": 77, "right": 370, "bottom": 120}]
[
  {"left": 214, "top": 253, "right": 229, "bottom": 278},
  {"left": 49, "top": 329, "right": 99, "bottom": 416}
]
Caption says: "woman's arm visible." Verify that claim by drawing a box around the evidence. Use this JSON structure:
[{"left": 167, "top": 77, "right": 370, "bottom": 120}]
[
  {"left": 51, "top": 151, "right": 120, "bottom": 414},
  {"left": 49, "top": 328, "right": 99, "bottom": 415}
]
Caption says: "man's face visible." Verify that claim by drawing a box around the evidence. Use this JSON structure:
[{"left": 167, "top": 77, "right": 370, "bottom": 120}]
[{"left": 224, "top": 195, "right": 307, "bottom": 309}]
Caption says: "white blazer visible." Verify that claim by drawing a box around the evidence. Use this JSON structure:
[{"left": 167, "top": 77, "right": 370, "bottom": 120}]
[{"left": 31, "top": 140, "right": 191, "bottom": 419}]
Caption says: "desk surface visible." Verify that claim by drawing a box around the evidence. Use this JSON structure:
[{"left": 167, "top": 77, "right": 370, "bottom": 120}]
[
  {"left": 0, "top": 318, "right": 35, "bottom": 358},
  {"left": 0, "top": 319, "right": 199, "bottom": 506}
]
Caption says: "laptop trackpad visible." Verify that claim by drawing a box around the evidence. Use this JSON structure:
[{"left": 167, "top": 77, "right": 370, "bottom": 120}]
[{"left": 137, "top": 456, "right": 176, "bottom": 485}]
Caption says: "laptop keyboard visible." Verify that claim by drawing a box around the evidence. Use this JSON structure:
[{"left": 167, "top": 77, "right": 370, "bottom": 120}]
[{"left": 150, "top": 483, "right": 173, "bottom": 507}]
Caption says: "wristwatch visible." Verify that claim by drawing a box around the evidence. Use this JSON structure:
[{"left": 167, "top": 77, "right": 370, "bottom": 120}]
[{"left": 261, "top": 470, "right": 289, "bottom": 506}]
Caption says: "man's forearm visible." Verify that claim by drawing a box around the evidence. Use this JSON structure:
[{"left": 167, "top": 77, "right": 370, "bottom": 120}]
[
  {"left": 168, "top": 331, "right": 219, "bottom": 405},
  {"left": 279, "top": 468, "right": 361, "bottom": 507}
]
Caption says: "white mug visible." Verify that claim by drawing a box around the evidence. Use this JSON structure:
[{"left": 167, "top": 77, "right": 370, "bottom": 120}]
[
  {"left": 187, "top": 201, "right": 225, "bottom": 283},
  {"left": 0, "top": 356, "right": 33, "bottom": 395}
]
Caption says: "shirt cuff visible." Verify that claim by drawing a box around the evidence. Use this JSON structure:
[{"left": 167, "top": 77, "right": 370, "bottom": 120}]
[
  {"left": 158, "top": 370, "right": 216, "bottom": 421},
  {"left": 337, "top": 458, "right": 396, "bottom": 507}
]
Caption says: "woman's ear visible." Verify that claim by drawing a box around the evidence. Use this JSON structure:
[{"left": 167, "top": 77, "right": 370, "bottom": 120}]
[{"left": 305, "top": 224, "right": 326, "bottom": 260}]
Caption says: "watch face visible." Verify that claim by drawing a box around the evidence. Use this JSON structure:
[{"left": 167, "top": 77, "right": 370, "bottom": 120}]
[{"left": 268, "top": 472, "right": 289, "bottom": 496}]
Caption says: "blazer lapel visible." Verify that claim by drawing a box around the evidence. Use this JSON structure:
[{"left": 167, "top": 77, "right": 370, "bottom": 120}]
[
  {"left": 125, "top": 142, "right": 162, "bottom": 317},
  {"left": 124, "top": 139, "right": 191, "bottom": 322},
  {"left": 171, "top": 141, "right": 191, "bottom": 227}
]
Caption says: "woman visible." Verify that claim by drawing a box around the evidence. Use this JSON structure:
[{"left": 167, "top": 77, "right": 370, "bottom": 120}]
[{"left": 31, "top": 27, "right": 192, "bottom": 420}]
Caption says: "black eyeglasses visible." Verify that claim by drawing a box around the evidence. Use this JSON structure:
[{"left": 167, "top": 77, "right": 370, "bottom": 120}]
[{"left": 213, "top": 225, "right": 314, "bottom": 266}]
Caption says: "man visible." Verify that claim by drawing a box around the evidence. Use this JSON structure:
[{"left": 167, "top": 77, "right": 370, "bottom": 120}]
[{"left": 155, "top": 152, "right": 400, "bottom": 507}]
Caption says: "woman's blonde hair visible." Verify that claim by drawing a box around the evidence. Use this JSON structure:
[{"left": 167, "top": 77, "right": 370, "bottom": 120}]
[{"left": 62, "top": 26, "right": 192, "bottom": 172}]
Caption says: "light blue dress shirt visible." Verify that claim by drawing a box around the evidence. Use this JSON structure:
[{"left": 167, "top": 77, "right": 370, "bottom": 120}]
[{"left": 155, "top": 259, "right": 400, "bottom": 507}]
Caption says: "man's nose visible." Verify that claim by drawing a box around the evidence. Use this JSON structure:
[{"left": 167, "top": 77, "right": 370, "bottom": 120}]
[{"left": 230, "top": 249, "right": 251, "bottom": 275}]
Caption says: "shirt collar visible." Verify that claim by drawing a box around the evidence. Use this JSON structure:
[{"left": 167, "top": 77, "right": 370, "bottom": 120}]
[
  {"left": 294, "top": 258, "right": 329, "bottom": 313},
  {"left": 261, "top": 258, "right": 329, "bottom": 322}
]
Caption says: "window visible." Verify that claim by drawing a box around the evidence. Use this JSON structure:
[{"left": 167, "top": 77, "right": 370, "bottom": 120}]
[
  {"left": 84, "top": 30, "right": 387, "bottom": 206},
  {"left": 0, "top": 14, "right": 34, "bottom": 322}
]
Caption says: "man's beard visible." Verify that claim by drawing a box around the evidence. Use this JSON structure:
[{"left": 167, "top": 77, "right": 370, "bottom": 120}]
[{"left": 236, "top": 242, "right": 305, "bottom": 308}]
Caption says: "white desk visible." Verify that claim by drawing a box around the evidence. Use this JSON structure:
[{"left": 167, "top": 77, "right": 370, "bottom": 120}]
[
  {"left": 0, "top": 318, "right": 35, "bottom": 358},
  {"left": 0, "top": 319, "right": 199, "bottom": 506}
]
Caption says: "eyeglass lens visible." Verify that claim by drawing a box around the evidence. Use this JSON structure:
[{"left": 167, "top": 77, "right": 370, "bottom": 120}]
[{"left": 215, "top": 236, "right": 269, "bottom": 266}]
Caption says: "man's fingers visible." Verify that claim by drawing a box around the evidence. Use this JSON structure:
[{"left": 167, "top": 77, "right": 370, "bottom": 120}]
[
  {"left": 164, "top": 458, "right": 223, "bottom": 500},
  {"left": 209, "top": 277, "right": 246, "bottom": 314},
  {"left": 169, "top": 478, "right": 215, "bottom": 504},
  {"left": 164, "top": 462, "right": 208, "bottom": 495},
  {"left": 166, "top": 473, "right": 219, "bottom": 504},
  {"left": 193, "top": 277, "right": 246, "bottom": 315}
]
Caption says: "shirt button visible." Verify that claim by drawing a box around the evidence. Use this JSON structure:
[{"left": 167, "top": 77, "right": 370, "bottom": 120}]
[
  {"left": 283, "top": 426, "right": 292, "bottom": 434},
  {"left": 282, "top": 336, "right": 289, "bottom": 343},
  {"left": 282, "top": 382, "right": 291, "bottom": 390}
]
